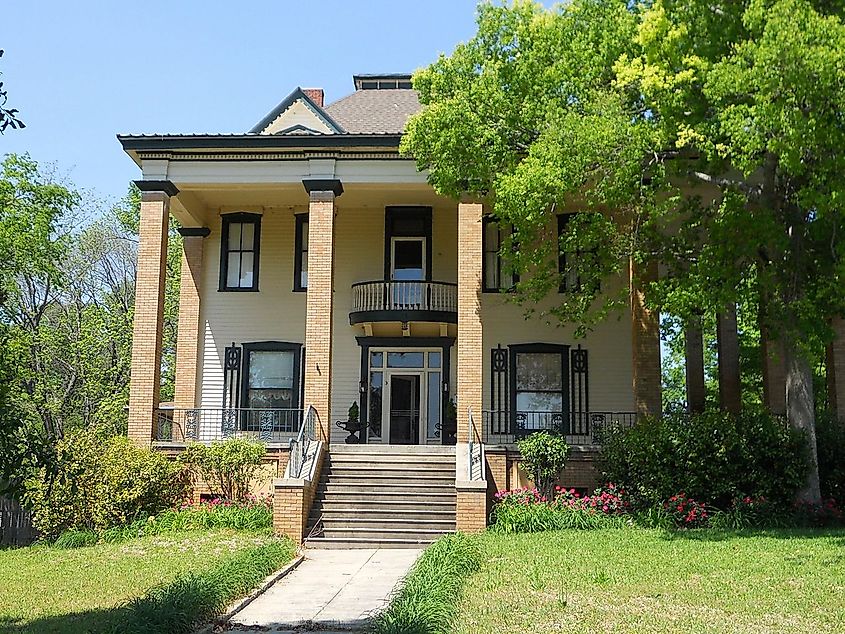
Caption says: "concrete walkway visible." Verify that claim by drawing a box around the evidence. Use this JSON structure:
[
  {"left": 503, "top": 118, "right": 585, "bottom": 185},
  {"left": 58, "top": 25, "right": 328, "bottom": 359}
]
[{"left": 225, "top": 548, "right": 422, "bottom": 633}]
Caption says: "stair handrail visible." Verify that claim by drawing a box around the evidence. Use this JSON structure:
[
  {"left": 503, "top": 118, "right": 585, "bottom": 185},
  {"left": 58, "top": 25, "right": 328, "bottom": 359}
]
[
  {"left": 467, "top": 408, "right": 485, "bottom": 481},
  {"left": 288, "top": 405, "right": 318, "bottom": 479}
]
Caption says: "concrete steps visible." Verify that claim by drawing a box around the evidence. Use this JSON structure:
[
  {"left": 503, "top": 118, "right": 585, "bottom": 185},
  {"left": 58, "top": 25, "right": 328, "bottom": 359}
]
[{"left": 305, "top": 445, "right": 457, "bottom": 549}]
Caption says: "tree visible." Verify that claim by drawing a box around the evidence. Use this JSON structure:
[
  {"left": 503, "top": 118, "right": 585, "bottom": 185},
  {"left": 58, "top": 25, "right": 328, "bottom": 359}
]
[
  {"left": 0, "top": 50, "right": 25, "bottom": 133},
  {"left": 403, "top": 0, "right": 845, "bottom": 502}
]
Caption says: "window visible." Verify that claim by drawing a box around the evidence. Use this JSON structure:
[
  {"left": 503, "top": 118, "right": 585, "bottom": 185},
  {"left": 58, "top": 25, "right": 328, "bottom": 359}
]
[
  {"left": 384, "top": 207, "right": 432, "bottom": 281},
  {"left": 220, "top": 213, "right": 261, "bottom": 291},
  {"left": 558, "top": 213, "right": 599, "bottom": 293},
  {"left": 294, "top": 214, "right": 308, "bottom": 291},
  {"left": 483, "top": 217, "right": 518, "bottom": 292},
  {"left": 510, "top": 344, "right": 569, "bottom": 434},
  {"left": 241, "top": 342, "right": 302, "bottom": 432}
]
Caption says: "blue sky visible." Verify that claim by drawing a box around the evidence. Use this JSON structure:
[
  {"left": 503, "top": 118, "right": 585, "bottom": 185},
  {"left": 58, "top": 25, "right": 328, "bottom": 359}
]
[{"left": 0, "top": 1, "right": 482, "bottom": 202}]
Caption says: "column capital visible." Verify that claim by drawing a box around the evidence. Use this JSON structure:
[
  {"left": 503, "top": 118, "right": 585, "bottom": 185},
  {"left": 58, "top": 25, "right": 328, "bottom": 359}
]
[
  {"left": 134, "top": 179, "right": 179, "bottom": 197},
  {"left": 177, "top": 227, "right": 211, "bottom": 238},
  {"left": 302, "top": 178, "right": 343, "bottom": 197}
]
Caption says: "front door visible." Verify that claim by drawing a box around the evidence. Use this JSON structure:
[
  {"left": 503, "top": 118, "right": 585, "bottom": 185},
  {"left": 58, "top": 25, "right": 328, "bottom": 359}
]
[{"left": 387, "top": 374, "right": 422, "bottom": 444}]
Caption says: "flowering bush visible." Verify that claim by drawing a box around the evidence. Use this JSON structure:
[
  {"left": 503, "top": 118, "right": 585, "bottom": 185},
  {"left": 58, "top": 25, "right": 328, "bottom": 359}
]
[
  {"left": 491, "top": 484, "right": 630, "bottom": 533},
  {"left": 792, "top": 498, "right": 844, "bottom": 527},
  {"left": 553, "top": 483, "right": 631, "bottom": 515},
  {"left": 663, "top": 493, "right": 709, "bottom": 528}
]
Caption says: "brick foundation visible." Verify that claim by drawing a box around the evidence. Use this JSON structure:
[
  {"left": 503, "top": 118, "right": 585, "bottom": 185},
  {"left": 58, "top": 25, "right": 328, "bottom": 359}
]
[
  {"left": 456, "top": 483, "right": 487, "bottom": 533},
  {"left": 273, "top": 444, "right": 326, "bottom": 543}
]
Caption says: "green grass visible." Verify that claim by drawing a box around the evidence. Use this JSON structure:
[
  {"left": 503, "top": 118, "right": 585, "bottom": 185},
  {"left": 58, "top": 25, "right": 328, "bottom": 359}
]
[
  {"left": 0, "top": 529, "right": 294, "bottom": 634},
  {"left": 373, "top": 533, "right": 482, "bottom": 634},
  {"left": 453, "top": 528, "right": 845, "bottom": 634}
]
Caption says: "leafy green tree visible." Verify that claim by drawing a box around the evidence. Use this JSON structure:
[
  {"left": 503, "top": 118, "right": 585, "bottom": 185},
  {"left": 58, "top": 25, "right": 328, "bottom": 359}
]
[
  {"left": 403, "top": 0, "right": 845, "bottom": 503},
  {"left": 0, "top": 50, "right": 24, "bottom": 133}
]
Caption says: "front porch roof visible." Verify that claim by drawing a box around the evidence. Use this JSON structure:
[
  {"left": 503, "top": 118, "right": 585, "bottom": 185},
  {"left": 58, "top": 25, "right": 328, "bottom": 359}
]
[{"left": 117, "top": 133, "right": 403, "bottom": 166}]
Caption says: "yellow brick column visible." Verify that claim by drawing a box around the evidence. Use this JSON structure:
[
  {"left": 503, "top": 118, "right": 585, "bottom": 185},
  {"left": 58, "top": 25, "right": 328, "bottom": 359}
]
[
  {"left": 127, "top": 181, "right": 177, "bottom": 445},
  {"left": 630, "top": 258, "right": 662, "bottom": 416},
  {"left": 173, "top": 228, "right": 209, "bottom": 413},
  {"left": 457, "top": 201, "right": 484, "bottom": 443},
  {"left": 302, "top": 179, "right": 342, "bottom": 442}
]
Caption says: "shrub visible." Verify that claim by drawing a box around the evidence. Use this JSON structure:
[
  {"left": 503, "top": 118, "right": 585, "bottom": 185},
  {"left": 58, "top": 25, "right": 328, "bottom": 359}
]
[
  {"left": 491, "top": 485, "right": 629, "bottom": 533},
  {"left": 373, "top": 533, "right": 481, "bottom": 634},
  {"left": 24, "top": 426, "right": 190, "bottom": 538},
  {"left": 662, "top": 493, "right": 709, "bottom": 528},
  {"left": 180, "top": 438, "right": 265, "bottom": 502},
  {"left": 516, "top": 432, "right": 570, "bottom": 499},
  {"left": 118, "top": 538, "right": 294, "bottom": 634},
  {"left": 599, "top": 410, "right": 808, "bottom": 509},
  {"left": 815, "top": 410, "right": 845, "bottom": 501},
  {"left": 709, "top": 496, "right": 778, "bottom": 530},
  {"left": 53, "top": 528, "right": 97, "bottom": 549},
  {"left": 792, "top": 498, "right": 844, "bottom": 527}
]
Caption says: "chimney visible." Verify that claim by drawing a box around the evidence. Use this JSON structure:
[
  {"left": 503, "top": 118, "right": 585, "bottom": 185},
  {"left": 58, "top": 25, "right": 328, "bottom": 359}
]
[{"left": 302, "top": 88, "right": 324, "bottom": 108}]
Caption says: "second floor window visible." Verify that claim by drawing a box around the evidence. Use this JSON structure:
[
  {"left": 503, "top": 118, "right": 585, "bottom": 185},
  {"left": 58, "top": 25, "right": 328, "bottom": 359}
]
[
  {"left": 483, "top": 218, "right": 517, "bottom": 292},
  {"left": 558, "top": 213, "right": 582, "bottom": 292},
  {"left": 220, "top": 213, "right": 261, "bottom": 291},
  {"left": 294, "top": 214, "right": 308, "bottom": 291}
]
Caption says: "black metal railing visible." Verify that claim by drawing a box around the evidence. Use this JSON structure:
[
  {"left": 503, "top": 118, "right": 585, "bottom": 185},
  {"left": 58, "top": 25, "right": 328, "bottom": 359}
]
[
  {"left": 468, "top": 408, "right": 485, "bottom": 481},
  {"left": 288, "top": 405, "right": 318, "bottom": 478},
  {"left": 351, "top": 280, "right": 458, "bottom": 314},
  {"left": 154, "top": 408, "right": 303, "bottom": 444},
  {"left": 482, "top": 410, "right": 638, "bottom": 445}
]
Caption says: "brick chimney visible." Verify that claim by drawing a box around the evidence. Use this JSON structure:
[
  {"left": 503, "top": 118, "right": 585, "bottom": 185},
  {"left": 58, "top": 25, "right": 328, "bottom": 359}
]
[{"left": 302, "top": 88, "right": 324, "bottom": 108}]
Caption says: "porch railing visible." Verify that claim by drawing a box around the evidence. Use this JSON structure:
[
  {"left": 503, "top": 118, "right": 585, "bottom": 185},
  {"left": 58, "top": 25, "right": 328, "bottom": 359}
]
[
  {"left": 467, "top": 408, "right": 485, "bottom": 481},
  {"left": 154, "top": 408, "right": 303, "bottom": 444},
  {"left": 482, "top": 410, "right": 638, "bottom": 445},
  {"left": 288, "top": 405, "right": 319, "bottom": 478},
  {"left": 351, "top": 280, "right": 458, "bottom": 314}
]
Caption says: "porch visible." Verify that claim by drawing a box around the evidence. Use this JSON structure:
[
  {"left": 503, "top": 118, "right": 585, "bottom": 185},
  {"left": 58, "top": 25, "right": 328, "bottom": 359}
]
[{"left": 151, "top": 405, "right": 637, "bottom": 448}]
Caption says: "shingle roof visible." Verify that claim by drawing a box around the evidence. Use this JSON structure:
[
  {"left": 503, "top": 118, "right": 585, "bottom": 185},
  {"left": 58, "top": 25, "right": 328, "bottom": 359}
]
[{"left": 324, "top": 89, "right": 421, "bottom": 135}]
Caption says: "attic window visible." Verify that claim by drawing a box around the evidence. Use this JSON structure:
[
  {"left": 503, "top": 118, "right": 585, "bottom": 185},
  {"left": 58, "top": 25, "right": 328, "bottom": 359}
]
[{"left": 356, "top": 77, "right": 413, "bottom": 90}]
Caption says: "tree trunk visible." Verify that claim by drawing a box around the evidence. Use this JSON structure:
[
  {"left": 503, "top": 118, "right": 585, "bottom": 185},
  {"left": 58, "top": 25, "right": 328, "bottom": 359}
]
[{"left": 784, "top": 339, "right": 821, "bottom": 504}]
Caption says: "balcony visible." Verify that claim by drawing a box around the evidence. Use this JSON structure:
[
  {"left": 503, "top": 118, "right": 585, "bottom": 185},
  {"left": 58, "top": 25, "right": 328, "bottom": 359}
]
[
  {"left": 350, "top": 280, "right": 458, "bottom": 325},
  {"left": 482, "top": 410, "right": 638, "bottom": 446},
  {"left": 154, "top": 407, "right": 303, "bottom": 445}
]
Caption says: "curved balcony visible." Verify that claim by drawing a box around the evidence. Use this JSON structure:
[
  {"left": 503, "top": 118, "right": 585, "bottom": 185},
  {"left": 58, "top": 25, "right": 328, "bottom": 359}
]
[{"left": 350, "top": 280, "right": 458, "bottom": 325}]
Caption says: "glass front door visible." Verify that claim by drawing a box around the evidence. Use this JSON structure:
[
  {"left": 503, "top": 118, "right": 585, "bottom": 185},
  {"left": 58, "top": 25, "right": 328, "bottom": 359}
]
[
  {"left": 391, "top": 237, "right": 426, "bottom": 308},
  {"left": 367, "top": 349, "right": 444, "bottom": 445},
  {"left": 387, "top": 374, "right": 421, "bottom": 445}
]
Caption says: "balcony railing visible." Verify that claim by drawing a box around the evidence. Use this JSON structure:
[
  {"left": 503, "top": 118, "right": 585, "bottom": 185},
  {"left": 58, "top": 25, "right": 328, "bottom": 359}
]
[
  {"left": 154, "top": 408, "right": 303, "bottom": 444},
  {"left": 350, "top": 280, "right": 458, "bottom": 323},
  {"left": 482, "top": 410, "right": 638, "bottom": 445}
]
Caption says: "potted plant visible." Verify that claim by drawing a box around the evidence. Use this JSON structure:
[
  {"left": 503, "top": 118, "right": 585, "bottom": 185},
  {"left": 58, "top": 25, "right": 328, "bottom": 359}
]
[{"left": 336, "top": 401, "right": 365, "bottom": 444}]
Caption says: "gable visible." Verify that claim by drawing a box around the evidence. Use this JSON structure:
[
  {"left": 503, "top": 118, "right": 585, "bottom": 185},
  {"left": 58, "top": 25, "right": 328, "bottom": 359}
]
[{"left": 250, "top": 88, "right": 344, "bottom": 136}]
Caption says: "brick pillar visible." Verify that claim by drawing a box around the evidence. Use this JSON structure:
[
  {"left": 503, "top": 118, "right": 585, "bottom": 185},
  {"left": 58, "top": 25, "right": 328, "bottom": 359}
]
[
  {"left": 173, "top": 229, "right": 209, "bottom": 412},
  {"left": 127, "top": 183, "right": 177, "bottom": 445},
  {"left": 762, "top": 331, "right": 786, "bottom": 416},
  {"left": 630, "top": 259, "right": 662, "bottom": 416},
  {"left": 302, "top": 180, "right": 341, "bottom": 442},
  {"left": 828, "top": 316, "right": 845, "bottom": 421},
  {"left": 685, "top": 316, "right": 706, "bottom": 414},
  {"left": 457, "top": 201, "right": 484, "bottom": 443},
  {"left": 717, "top": 303, "right": 742, "bottom": 414}
]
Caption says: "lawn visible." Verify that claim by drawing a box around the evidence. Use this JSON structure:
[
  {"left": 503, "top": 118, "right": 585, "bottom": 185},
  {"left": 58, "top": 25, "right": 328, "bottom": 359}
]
[
  {"left": 454, "top": 528, "right": 845, "bottom": 634},
  {"left": 0, "top": 529, "right": 292, "bottom": 634}
]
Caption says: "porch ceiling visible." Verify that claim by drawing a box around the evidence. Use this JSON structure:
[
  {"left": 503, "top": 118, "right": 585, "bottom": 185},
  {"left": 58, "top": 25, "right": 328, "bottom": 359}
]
[{"left": 171, "top": 183, "right": 454, "bottom": 227}]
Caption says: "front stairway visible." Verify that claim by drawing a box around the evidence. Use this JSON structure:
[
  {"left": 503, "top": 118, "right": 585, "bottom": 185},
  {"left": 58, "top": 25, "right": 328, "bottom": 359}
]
[{"left": 305, "top": 445, "right": 457, "bottom": 549}]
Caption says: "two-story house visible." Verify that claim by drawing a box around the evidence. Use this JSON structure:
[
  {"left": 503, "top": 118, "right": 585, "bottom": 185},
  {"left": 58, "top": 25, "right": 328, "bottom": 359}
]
[{"left": 118, "top": 74, "right": 661, "bottom": 547}]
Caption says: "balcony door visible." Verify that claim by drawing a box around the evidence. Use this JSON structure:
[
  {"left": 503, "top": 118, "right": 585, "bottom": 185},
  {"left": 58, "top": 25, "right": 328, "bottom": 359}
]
[{"left": 390, "top": 237, "right": 426, "bottom": 308}]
